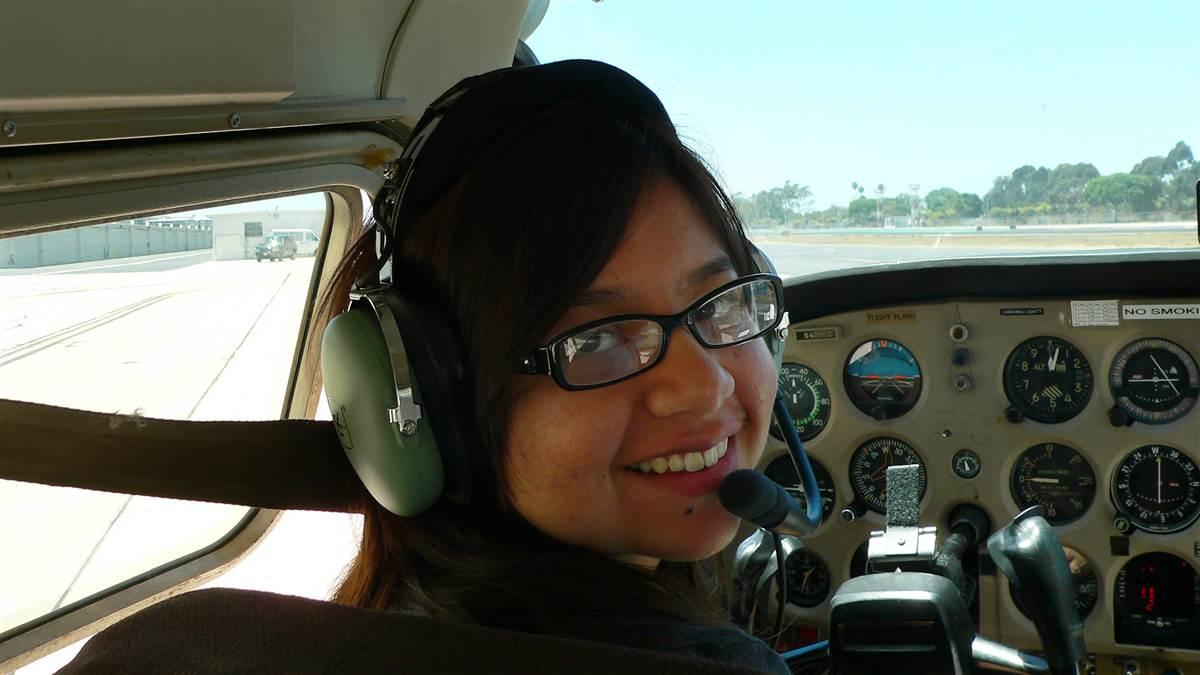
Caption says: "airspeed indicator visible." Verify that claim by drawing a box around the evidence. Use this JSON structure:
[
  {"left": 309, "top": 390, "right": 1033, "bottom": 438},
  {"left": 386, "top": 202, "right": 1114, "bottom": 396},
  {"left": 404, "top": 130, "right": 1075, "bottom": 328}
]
[{"left": 771, "top": 363, "right": 831, "bottom": 442}]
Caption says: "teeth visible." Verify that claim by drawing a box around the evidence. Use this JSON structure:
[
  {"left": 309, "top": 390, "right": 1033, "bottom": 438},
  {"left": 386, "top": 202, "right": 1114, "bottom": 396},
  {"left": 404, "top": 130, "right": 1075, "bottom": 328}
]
[{"left": 629, "top": 437, "right": 729, "bottom": 475}]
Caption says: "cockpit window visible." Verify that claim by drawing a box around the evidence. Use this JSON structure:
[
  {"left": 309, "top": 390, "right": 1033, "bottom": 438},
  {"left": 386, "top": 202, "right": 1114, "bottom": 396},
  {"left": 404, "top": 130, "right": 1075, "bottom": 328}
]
[
  {"left": 0, "top": 193, "right": 325, "bottom": 638},
  {"left": 528, "top": 1, "right": 1199, "bottom": 279}
]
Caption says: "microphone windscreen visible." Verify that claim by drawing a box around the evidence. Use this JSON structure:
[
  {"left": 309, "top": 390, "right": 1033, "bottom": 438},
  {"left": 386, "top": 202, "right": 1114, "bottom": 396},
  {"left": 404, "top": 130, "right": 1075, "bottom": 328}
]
[{"left": 719, "top": 469, "right": 787, "bottom": 527}]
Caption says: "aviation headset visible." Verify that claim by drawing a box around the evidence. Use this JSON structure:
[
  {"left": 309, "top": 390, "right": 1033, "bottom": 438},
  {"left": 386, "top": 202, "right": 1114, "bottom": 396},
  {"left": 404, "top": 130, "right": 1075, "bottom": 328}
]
[{"left": 321, "top": 60, "right": 789, "bottom": 517}]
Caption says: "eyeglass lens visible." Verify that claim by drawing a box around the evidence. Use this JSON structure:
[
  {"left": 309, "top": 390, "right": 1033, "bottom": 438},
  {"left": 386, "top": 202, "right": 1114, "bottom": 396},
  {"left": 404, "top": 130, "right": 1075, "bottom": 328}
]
[{"left": 554, "top": 278, "right": 778, "bottom": 387}]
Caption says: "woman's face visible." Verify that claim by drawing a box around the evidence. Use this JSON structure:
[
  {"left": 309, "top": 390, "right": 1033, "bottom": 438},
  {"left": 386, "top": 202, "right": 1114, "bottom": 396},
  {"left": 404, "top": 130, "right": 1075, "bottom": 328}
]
[{"left": 504, "top": 179, "right": 778, "bottom": 564}]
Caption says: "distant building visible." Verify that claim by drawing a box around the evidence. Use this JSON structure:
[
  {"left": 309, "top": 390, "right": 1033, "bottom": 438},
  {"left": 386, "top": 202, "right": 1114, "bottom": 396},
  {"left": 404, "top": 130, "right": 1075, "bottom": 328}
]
[
  {"left": 143, "top": 215, "right": 213, "bottom": 230},
  {"left": 207, "top": 208, "right": 323, "bottom": 260}
]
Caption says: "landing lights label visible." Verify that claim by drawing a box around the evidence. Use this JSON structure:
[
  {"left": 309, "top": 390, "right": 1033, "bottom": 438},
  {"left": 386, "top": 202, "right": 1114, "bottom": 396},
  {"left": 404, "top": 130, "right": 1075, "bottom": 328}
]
[{"left": 1122, "top": 304, "right": 1200, "bottom": 320}]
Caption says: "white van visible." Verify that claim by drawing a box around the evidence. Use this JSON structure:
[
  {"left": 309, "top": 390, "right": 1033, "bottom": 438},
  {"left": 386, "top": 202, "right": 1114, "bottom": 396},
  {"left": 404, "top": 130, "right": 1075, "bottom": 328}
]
[{"left": 267, "top": 228, "right": 319, "bottom": 256}]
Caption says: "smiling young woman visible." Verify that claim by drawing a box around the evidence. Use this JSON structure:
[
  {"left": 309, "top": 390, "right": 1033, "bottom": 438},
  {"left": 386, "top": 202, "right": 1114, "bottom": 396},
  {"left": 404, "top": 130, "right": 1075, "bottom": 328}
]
[{"left": 311, "top": 61, "right": 788, "bottom": 674}]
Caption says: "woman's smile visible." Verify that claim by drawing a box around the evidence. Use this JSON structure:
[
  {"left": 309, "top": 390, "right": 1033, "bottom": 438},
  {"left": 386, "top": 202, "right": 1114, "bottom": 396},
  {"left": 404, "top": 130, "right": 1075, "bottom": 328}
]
[{"left": 622, "top": 435, "right": 740, "bottom": 499}]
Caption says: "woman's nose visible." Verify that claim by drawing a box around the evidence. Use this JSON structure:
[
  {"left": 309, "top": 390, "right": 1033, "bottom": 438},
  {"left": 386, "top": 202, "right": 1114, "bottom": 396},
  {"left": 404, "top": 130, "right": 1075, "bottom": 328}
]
[{"left": 643, "top": 328, "right": 735, "bottom": 418}]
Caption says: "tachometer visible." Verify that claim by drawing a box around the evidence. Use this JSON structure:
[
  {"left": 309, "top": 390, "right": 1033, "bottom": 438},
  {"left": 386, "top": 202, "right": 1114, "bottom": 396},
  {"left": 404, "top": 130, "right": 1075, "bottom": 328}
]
[
  {"left": 1010, "top": 443, "right": 1096, "bottom": 525},
  {"left": 784, "top": 550, "right": 831, "bottom": 608},
  {"left": 1111, "top": 445, "right": 1200, "bottom": 533},
  {"left": 771, "top": 363, "right": 831, "bottom": 441},
  {"left": 1110, "top": 338, "right": 1199, "bottom": 425},
  {"left": 1009, "top": 546, "right": 1098, "bottom": 621},
  {"left": 844, "top": 339, "right": 922, "bottom": 420},
  {"left": 1003, "top": 336, "right": 1093, "bottom": 423},
  {"left": 849, "top": 437, "right": 926, "bottom": 514},
  {"left": 764, "top": 454, "right": 836, "bottom": 524}
]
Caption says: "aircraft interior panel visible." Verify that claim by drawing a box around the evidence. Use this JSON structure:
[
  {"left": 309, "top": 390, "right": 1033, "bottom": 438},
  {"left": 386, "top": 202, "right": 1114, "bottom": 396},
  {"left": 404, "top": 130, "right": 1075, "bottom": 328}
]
[{"left": 762, "top": 290, "right": 1200, "bottom": 668}]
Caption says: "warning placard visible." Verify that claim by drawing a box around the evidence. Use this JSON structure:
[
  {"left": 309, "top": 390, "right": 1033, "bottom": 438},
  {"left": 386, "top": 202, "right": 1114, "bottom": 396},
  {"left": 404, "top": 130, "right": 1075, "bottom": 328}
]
[{"left": 1122, "top": 304, "right": 1200, "bottom": 320}]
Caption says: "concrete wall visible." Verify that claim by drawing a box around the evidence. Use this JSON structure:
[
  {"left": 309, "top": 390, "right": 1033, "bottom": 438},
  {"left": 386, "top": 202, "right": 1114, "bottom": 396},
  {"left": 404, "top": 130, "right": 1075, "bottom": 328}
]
[{"left": 0, "top": 223, "right": 212, "bottom": 269}]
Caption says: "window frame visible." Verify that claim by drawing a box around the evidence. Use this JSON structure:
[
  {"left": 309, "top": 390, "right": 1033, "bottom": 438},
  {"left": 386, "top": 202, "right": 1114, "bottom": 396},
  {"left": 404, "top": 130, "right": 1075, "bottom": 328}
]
[{"left": 0, "top": 126, "right": 394, "bottom": 669}]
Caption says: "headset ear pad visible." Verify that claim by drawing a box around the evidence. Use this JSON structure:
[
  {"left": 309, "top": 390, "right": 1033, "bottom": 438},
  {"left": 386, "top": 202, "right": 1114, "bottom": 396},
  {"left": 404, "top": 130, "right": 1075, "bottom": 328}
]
[
  {"left": 321, "top": 307, "right": 445, "bottom": 515},
  {"left": 373, "top": 287, "right": 480, "bottom": 507}
]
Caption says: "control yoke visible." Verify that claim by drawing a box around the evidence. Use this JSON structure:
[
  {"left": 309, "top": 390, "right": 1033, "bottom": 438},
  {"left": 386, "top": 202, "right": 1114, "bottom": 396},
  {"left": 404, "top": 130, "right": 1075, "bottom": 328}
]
[{"left": 827, "top": 465, "right": 1087, "bottom": 675}]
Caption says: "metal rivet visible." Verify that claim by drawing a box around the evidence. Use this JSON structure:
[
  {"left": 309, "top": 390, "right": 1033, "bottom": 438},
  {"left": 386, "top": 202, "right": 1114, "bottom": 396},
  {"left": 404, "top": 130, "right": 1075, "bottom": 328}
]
[
  {"left": 228, "top": 113, "right": 241, "bottom": 128},
  {"left": 2, "top": 120, "right": 15, "bottom": 138},
  {"left": 401, "top": 419, "right": 417, "bottom": 436}
]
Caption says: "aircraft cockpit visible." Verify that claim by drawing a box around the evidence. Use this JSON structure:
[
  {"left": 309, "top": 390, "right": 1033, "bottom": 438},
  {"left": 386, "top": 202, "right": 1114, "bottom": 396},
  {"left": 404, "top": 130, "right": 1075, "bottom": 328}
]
[{"left": 1, "top": 2, "right": 1197, "bottom": 674}]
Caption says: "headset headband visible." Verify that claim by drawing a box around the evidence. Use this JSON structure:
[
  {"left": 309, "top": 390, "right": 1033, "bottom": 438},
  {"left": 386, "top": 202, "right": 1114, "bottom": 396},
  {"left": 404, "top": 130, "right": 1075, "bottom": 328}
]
[{"left": 368, "top": 60, "right": 673, "bottom": 283}]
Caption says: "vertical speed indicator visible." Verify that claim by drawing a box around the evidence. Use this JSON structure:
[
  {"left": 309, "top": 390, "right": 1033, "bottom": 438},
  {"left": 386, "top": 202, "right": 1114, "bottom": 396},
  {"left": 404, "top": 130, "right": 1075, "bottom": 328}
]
[{"left": 849, "top": 437, "right": 927, "bottom": 513}]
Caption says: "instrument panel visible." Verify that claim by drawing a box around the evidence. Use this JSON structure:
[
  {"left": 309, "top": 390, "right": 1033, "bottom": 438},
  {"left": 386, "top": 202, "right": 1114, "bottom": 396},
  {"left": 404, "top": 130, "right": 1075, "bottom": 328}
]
[{"left": 759, "top": 294, "right": 1200, "bottom": 663}]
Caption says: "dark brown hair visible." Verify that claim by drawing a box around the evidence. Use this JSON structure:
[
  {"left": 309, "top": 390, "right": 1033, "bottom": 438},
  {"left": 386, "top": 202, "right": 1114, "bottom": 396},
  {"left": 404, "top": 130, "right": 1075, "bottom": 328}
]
[{"left": 312, "top": 96, "right": 756, "bottom": 637}]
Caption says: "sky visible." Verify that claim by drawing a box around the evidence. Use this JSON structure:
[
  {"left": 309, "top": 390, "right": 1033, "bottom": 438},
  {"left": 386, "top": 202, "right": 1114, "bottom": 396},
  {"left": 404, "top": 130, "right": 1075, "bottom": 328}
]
[{"left": 527, "top": 1, "right": 1200, "bottom": 209}]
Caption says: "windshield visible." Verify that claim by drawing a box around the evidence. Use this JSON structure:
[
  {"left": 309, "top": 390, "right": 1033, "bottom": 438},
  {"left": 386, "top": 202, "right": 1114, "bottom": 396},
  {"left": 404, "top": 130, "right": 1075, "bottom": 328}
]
[{"left": 528, "top": 1, "right": 1199, "bottom": 278}]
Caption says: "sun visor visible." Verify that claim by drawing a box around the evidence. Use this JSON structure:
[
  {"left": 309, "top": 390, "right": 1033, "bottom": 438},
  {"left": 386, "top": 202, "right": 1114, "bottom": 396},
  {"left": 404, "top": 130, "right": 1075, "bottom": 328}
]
[
  {"left": 0, "top": 1, "right": 295, "bottom": 115},
  {"left": 0, "top": 398, "right": 363, "bottom": 513}
]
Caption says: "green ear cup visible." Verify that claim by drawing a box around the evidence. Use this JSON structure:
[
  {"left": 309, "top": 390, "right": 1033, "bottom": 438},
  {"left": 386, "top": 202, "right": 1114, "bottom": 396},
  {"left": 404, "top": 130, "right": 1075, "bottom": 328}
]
[{"left": 321, "top": 308, "right": 444, "bottom": 516}]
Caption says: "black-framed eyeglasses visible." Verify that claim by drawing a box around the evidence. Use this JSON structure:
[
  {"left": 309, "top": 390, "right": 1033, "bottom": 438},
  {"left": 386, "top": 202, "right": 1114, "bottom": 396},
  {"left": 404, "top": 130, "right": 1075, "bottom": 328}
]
[{"left": 520, "top": 274, "right": 784, "bottom": 391}]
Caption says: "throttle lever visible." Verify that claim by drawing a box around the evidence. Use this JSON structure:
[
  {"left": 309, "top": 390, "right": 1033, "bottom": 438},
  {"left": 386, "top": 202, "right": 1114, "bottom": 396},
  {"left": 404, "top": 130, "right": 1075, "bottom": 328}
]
[{"left": 987, "top": 506, "right": 1087, "bottom": 675}]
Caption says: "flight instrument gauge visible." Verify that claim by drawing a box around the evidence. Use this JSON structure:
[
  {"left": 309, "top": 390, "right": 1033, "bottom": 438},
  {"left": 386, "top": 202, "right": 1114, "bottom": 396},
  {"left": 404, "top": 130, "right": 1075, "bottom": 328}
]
[
  {"left": 764, "top": 454, "right": 836, "bottom": 524},
  {"left": 1010, "top": 443, "right": 1096, "bottom": 525},
  {"left": 1110, "top": 338, "right": 1199, "bottom": 425},
  {"left": 844, "top": 339, "right": 923, "bottom": 420},
  {"left": 1003, "top": 336, "right": 1093, "bottom": 423},
  {"left": 771, "top": 363, "right": 831, "bottom": 441},
  {"left": 849, "top": 437, "right": 927, "bottom": 513},
  {"left": 1111, "top": 445, "right": 1200, "bottom": 534},
  {"left": 1010, "top": 546, "right": 1098, "bottom": 621},
  {"left": 784, "top": 550, "right": 832, "bottom": 608}
]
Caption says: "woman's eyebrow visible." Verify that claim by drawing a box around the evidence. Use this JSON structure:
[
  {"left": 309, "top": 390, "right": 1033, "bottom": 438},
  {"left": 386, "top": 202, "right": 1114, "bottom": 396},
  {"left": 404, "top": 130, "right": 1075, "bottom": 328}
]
[
  {"left": 568, "top": 254, "right": 736, "bottom": 309},
  {"left": 680, "top": 254, "right": 736, "bottom": 295}
]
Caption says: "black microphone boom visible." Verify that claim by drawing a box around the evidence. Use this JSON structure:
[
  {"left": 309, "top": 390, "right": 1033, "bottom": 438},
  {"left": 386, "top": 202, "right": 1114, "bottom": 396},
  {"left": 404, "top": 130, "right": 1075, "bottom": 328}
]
[{"left": 719, "top": 469, "right": 819, "bottom": 537}]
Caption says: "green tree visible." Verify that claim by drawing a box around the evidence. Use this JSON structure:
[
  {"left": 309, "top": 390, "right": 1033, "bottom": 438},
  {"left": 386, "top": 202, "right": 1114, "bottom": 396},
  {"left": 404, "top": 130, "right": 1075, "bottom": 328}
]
[
  {"left": 1131, "top": 141, "right": 1194, "bottom": 210},
  {"left": 986, "top": 165, "right": 1052, "bottom": 208},
  {"left": 924, "top": 188, "right": 983, "bottom": 218},
  {"left": 957, "top": 193, "right": 983, "bottom": 217},
  {"left": 1167, "top": 141, "right": 1194, "bottom": 170},
  {"left": 751, "top": 180, "right": 812, "bottom": 224},
  {"left": 1046, "top": 163, "right": 1099, "bottom": 212},
  {"left": 1083, "top": 173, "right": 1159, "bottom": 214},
  {"left": 924, "top": 187, "right": 960, "bottom": 214},
  {"left": 848, "top": 196, "right": 875, "bottom": 224},
  {"left": 1164, "top": 162, "right": 1200, "bottom": 211},
  {"left": 1131, "top": 155, "right": 1172, "bottom": 179}
]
